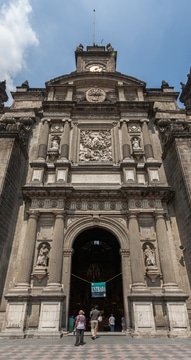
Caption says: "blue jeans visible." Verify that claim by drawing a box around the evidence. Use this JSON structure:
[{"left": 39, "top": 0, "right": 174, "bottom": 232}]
[{"left": 109, "top": 324, "right": 115, "bottom": 332}]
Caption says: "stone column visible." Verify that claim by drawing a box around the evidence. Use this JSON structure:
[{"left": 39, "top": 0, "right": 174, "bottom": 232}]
[
  {"left": 120, "top": 249, "right": 131, "bottom": 329},
  {"left": 17, "top": 211, "right": 39, "bottom": 287},
  {"left": 141, "top": 119, "right": 154, "bottom": 159},
  {"left": 60, "top": 120, "right": 70, "bottom": 160},
  {"left": 121, "top": 120, "right": 131, "bottom": 159},
  {"left": 47, "top": 213, "right": 64, "bottom": 288},
  {"left": 128, "top": 213, "right": 146, "bottom": 291},
  {"left": 155, "top": 213, "right": 177, "bottom": 289},
  {"left": 37, "top": 119, "right": 50, "bottom": 160},
  {"left": 70, "top": 123, "right": 78, "bottom": 163},
  {"left": 62, "top": 248, "right": 73, "bottom": 330}
]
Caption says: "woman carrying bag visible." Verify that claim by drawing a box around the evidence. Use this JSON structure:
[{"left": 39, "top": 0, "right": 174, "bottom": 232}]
[{"left": 74, "top": 310, "right": 86, "bottom": 346}]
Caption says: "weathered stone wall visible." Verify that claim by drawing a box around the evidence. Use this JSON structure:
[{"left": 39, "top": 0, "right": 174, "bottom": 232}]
[
  {"left": 163, "top": 139, "right": 191, "bottom": 291},
  {"left": 0, "top": 138, "right": 27, "bottom": 306}
]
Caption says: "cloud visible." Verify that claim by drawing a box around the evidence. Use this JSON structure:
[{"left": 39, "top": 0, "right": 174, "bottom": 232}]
[{"left": 0, "top": 0, "right": 39, "bottom": 98}]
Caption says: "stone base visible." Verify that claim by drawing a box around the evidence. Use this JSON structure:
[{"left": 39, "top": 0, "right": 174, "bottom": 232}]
[
  {"left": 38, "top": 301, "right": 61, "bottom": 332},
  {"left": 133, "top": 301, "right": 155, "bottom": 333},
  {"left": 167, "top": 302, "right": 190, "bottom": 333}
]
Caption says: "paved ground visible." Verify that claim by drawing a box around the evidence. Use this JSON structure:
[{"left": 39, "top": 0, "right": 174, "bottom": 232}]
[{"left": 0, "top": 334, "right": 191, "bottom": 359}]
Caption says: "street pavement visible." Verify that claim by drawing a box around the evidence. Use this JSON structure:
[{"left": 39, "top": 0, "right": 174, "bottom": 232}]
[{"left": 0, "top": 333, "right": 191, "bottom": 359}]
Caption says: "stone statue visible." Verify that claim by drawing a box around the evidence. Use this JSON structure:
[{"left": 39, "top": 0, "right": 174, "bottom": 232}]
[
  {"left": 161, "top": 80, "right": 169, "bottom": 88},
  {"left": 36, "top": 243, "right": 50, "bottom": 267},
  {"left": 144, "top": 244, "right": 156, "bottom": 266},
  {"left": 76, "top": 43, "right": 83, "bottom": 51},
  {"left": 106, "top": 43, "right": 113, "bottom": 52},
  {"left": 50, "top": 137, "right": 59, "bottom": 150},
  {"left": 132, "top": 137, "right": 141, "bottom": 150}
]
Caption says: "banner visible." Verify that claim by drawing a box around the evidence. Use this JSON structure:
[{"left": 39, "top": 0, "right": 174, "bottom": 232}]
[{"left": 91, "top": 282, "right": 106, "bottom": 298}]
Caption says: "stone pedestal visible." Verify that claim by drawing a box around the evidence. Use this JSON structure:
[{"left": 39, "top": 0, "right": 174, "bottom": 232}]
[
  {"left": 167, "top": 302, "right": 190, "bottom": 334},
  {"left": 2, "top": 302, "right": 27, "bottom": 337},
  {"left": 133, "top": 301, "right": 155, "bottom": 334},
  {"left": 38, "top": 301, "right": 61, "bottom": 334}
]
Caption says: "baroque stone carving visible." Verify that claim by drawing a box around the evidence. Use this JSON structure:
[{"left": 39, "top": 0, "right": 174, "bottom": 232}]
[
  {"left": 128, "top": 124, "right": 141, "bottom": 133},
  {"left": 50, "top": 123, "right": 63, "bottom": 133},
  {"left": 86, "top": 88, "right": 106, "bottom": 103},
  {"left": 79, "top": 130, "right": 112, "bottom": 162}
]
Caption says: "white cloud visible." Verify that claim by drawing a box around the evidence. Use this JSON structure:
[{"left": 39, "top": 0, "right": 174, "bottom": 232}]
[{"left": 0, "top": 0, "right": 39, "bottom": 97}]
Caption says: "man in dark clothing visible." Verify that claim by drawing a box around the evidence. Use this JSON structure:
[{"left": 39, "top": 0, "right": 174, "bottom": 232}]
[{"left": 90, "top": 305, "right": 100, "bottom": 340}]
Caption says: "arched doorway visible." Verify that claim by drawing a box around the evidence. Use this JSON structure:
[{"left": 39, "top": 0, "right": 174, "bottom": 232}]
[{"left": 69, "top": 227, "right": 124, "bottom": 331}]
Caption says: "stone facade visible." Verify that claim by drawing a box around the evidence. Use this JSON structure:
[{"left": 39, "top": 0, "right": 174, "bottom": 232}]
[{"left": 0, "top": 44, "right": 191, "bottom": 337}]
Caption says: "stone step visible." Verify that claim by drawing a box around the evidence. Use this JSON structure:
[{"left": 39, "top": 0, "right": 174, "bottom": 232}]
[{"left": 68, "top": 331, "right": 126, "bottom": 336}]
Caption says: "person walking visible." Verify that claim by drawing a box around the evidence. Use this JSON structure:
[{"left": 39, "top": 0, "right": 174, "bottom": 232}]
[
  {"left": 90, "top": 305, "right": 100, "bottom": 340},
  {"left": 108, "top": 314, "right": 115, "bottom": 332},
  {"left": 74, "top": 310, "right": 86, "bottom": 346},
  {"left": 121, "top": 316, "right": 126, "bottom": 332}
]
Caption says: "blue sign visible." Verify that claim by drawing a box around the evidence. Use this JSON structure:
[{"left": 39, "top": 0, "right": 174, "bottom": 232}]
[{"left": 91, "top": 282, "right": 106, "bottom": 298}]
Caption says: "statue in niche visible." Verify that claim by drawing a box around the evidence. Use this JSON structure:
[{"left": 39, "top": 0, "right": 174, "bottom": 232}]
[
  {"left": 36, "top": 243, "right": 50, "bottom": 267},
  {"left": 143, "top": 243, "right": 156, "bottom": 267},
  {"left": 132, "top": 137, "right": 141, "bottom": 150},
  {"left": 50, "top": 137, "right": 59, "bottom": 150}
]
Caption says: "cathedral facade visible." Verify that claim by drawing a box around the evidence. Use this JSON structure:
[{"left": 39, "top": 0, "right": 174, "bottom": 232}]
[{"left": 0, "top": 44, "right": 191, "bottom": 337}]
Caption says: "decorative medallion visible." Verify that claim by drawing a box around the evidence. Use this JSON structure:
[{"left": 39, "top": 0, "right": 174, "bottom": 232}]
[{"left": 86, "top": 88, "right": 106, "bottom": 103}]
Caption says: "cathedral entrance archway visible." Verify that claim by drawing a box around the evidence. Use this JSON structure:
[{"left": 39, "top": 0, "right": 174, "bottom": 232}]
[{"left": 69, "top": 227, "right": 124, "bottom": 331}]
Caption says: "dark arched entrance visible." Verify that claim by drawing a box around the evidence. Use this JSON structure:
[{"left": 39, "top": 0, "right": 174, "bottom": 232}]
[{"left": 69, "top": 227, "right": 124, "bottom": 331}]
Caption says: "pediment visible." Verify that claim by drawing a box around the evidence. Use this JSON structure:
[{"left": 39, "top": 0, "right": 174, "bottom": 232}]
[{"left": 46, "top": 72, "right": 146, "bottom": 89}]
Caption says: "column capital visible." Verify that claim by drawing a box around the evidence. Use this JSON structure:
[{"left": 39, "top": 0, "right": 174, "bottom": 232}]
[
  {"left": 63, "top": 248, "right": 73, "bottom": 257},
  {"left": 120, "top": 118, "right": 130, "bottom": 124},
  {"left": 120, "top": 248, "right": 130, "bottom": 257},
  {"left": 127, "top": 212, "right": 140, "bottom": 220},
  {"left": 62, "top": 118, "right": 71, "bottom": 125},
  {"left": 154, "top": 211, "right": 166, "bottom": 220},
  {"left": 140, "top": 118, "right": 149, "bottom": 124},
  {"left": 42, "top": 118, "right": 51, "bottom": 125},
  {"left": 71, "top": 121, "right": 78, "bottom": 128},
  {"left": 54, "top": 212, "right": 65, "bottom": 219},
  {"left": 27, "top": 210, "right": 39, "bottom": 219}
]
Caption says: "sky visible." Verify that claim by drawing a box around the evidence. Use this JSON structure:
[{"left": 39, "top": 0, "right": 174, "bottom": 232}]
[{"left": 0, "top": 0, "right": 191, "bottom": 106}]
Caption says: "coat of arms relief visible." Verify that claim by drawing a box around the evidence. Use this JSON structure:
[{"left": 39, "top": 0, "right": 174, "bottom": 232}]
[{"left": 79, "top": 130, "right": 112, "bottom": 162}]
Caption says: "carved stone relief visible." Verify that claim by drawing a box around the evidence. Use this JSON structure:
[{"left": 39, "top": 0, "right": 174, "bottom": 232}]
[
  {"left": 128, "top": 124, "right": 141, "bottom": 133},
  {"left": 30, "top": 198, "right": 162, "bottom": 212},
  {"left": 86, "top": 88, "right": 106, "bottom": 103},
  {"left": 79, "top": 130, "right": 112, "bottom": 162},
  {"left": 129, "top": 199, "right": 162, "bottom": 210},
  {"left": 50, "top": 123, "right": 63, "bottom": 133}
]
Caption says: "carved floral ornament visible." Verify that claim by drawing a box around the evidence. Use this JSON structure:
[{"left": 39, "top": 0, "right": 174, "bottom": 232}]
[
  {"left": 79, "top": 130, "right": 112, "bottom": 162},
  {"left": 86, "top": 88, "right": 106, "bottom": 103},
  {"left": 30, "top": 198, "right": 163, "bottom": 211}
]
